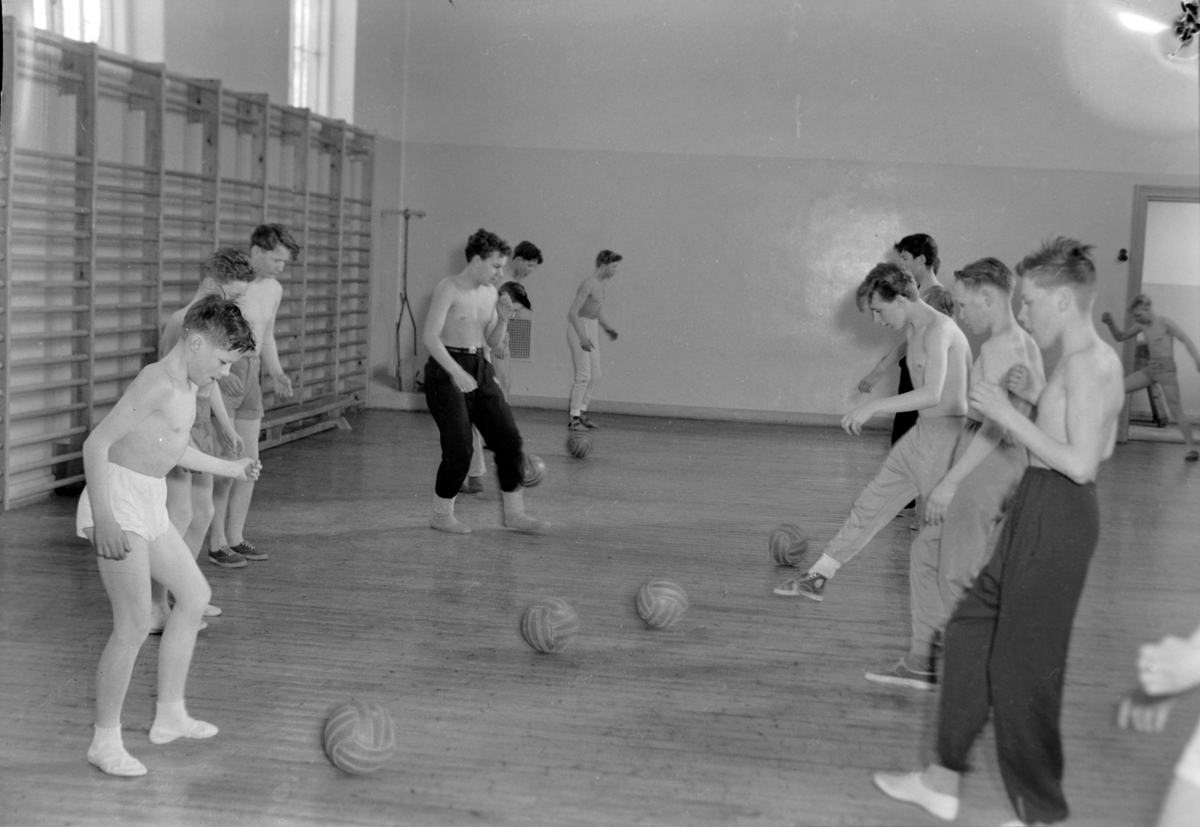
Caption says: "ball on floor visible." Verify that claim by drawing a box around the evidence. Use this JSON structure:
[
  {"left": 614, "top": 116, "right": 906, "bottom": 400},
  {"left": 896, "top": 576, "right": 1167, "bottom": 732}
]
[
  {"left": 636, "top": 579, "right": 689, "bottom": 629},
  {"left": 521, "top": 596, "right": 579, "bottom": 653},
  {"left": 522, "top": 453, "right": 546, "bottom": 487},
  {"left": 323, "top": 699, "right": 397, "bottom": 775},
  {"left": 768, "top": 524, "right": 808, "bottom": 567},
  {"left": 566, "top": 432, "right": 592, "bottom": 459}
]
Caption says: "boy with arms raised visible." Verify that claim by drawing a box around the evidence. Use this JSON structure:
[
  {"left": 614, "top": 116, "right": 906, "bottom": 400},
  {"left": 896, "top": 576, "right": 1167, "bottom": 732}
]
[
  {"left": 1102, "top": 293, "right": 1200, "bottom": 461},
  {"left": 865, "top": 258, "right": 1045, "bottom": 689},
  {"left": 423, "top": 228, "right": 548, "bottom": 534},
  {"left": 79, "top": 295, "right": 260, "bottom": 777},
  {"left": 774, "top": 262, "right": 970, "bottom": 601},
  {"left": 567, "top": 250, "right": 622, "bottom": 431},
  {"left": 874, "top": 238, "right": 1125, "bottom": 826},
  {"left": 208, "top": 224, "right": 298, "bottom": 566},
  {"left": 148, "top": 249, "right": 257, "bottom": 631}
]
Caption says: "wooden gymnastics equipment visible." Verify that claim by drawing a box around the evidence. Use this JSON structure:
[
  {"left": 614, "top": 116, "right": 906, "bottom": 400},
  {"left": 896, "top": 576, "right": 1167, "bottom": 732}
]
[{"left": 0, "top": 18, "right": 375, "bottom": 510}]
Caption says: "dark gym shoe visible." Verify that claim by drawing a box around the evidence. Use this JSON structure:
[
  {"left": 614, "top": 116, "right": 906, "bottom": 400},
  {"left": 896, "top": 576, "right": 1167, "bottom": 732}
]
[
  {"left": 459, "top": 476, "right": 484, "bottom": 494},
  {"left": 208, "top": 546, "right": 248, "bottom": 568},
  {"left": 578, "top": 413, "right": 598, "bottom": 429},
  {"left": 773, "top": 571, "right": 826, "bottom": 601},
  {"left": 568, "top": 416, "right": 587, "bottom": 432},
  {"left": 228, "top": 541, "right": 267, "bottom": 561},
  {"left": 865, "top": 660, "right": 937, "bottom": 690}
]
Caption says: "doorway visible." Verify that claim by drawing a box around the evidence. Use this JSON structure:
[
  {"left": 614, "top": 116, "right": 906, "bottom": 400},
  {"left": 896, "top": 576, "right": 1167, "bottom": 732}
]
[{"left": 1120, "top": 185, "right": 1200, "bottom": 443}]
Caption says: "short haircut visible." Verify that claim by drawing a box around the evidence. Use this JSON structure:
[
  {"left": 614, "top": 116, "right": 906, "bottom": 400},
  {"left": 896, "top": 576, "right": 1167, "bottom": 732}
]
[
  {"left": 895, "top": 233, "right": 940, "bottom": 273},
  {"left": 499, "top": 280, "right": 531, "bottom": 310},
  {"left": 1015, "top": 237, "right": 1097, "bottom": 292},
  {"left": 182, "top": 294, "right": 257, "bottom": 354},
  {"left": 953, "top": 257, "right": 1014, "bottom": 294},
  {"left": 464, "top": 228, "right": 511, "bottom": 262},
  {"left": 861, "top": 262, "right": 919, "bottom": 304},
  {"left": 923, "top": 284, "right": 956, "bottom": 318},
  {"left": 200, "top": 247, "right": 256, "bottom": 287},
  {"left": 596, "top": 249, "right": 623, "bottom": 267},
  {"left": 513, "top": 241, "right": 543, "bottom": 264},
  {"left": 1128, "top": 293, "right": 1153, "bottom": 311},
  {"left": 250, "top": 224, "right": 300, "bottom": 259}
]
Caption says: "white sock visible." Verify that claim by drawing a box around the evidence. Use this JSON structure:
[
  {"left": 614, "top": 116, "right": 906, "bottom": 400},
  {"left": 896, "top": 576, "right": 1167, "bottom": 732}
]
[
  {"left": 88, "top": 724, "right": 147, "bottom": 777},
  {"left": 809, "top": 553, "right": 840, "bottom": 580},
  {"left": 570, "top": 410, "right": 581, "bottom": 418},
  {"left": 149, "top": 700, "right": 218, "bottom": 745}
]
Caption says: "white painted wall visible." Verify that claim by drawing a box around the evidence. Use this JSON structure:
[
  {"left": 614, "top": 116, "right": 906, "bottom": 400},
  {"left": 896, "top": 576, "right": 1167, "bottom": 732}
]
[{"left": 354, "top": 0, "right": 1200, "bottom": 420}]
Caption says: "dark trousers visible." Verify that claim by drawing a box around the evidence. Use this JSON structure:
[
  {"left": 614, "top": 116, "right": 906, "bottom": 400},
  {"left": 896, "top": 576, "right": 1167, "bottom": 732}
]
[
  {"left": 424, "top": 353, "right": 524, "bottom": 499},
  {"left": 937, "top": 467, "right": 1100, "bottom": 825},
  {"left": 891, "top": 357, "right": 919, "bottom": 444},
  {"left": 892, "top": 357, "right": 918, "bottom": 509}
]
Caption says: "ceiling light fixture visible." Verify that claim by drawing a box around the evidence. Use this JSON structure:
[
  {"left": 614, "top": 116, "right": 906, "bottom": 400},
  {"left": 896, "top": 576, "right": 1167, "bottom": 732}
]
[{"left": 1119, "top": 12, "right": 1169, "bottom": 33}]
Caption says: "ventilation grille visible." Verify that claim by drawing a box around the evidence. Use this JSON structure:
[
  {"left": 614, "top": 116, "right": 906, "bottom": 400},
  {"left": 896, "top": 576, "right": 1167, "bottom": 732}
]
[{"left": 508, "top": 318, "right": 532, "bottom": 361}]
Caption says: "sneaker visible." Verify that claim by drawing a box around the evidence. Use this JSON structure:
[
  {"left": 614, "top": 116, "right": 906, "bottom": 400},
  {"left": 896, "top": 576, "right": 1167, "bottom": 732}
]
[
  {"left": 578, "top": 413, "right": 598, "bottom": 429},
  {"left": 772, "top": 571, "right": 826, "bottom": 601},
  {"left": 865, "top": 660, "right": 937, "bottom": 690},
  {"left": 459, "top": 476, "right": 484, "bottom": 494},
  {"left": 568, "top": 416, "right": 587, "bottom": 432},
  {"left": 208, "top": 546, "right": 248, "bottom": 568},
  {"left": 228, "top": 541, "right": 267, "bottom": 561}
]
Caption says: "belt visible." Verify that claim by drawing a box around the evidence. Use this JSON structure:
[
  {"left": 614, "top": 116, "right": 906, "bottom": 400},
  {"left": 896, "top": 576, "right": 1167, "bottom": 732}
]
[{"left": 445, "top": 346, "right": 481, "bottom": 354}]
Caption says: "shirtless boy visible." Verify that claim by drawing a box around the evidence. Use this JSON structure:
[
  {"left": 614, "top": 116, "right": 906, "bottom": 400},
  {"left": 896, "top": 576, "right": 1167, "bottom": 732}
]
[
  {"left": 462, "top": 240, "right": 543, "bottom": 493},
  {"left": 150, "top": 248, "right": 257, "bottom": 629},
  {"left": 864, "top": 257, "right": 1045, "bottom": 690},
  {"left": 423, "top": 228, "right": 548, "bottom": 534},
  {"left": 774, "top": 261, "right": 970, "bottom": 601},
  {"left": 1102, "top": 293, "right": 1200, "bottom": 461},
  {"left": 208, "top": 224, "right": 298, "bottom": 566},
  {"left": 567, "top": 250, "right": 622, "bottom": 431},
  {"left": 861, "top": 235, "right": 946, "bottom": 443},
  {"left": 78, "top": 295, "right": 259, "bottom": 777},
  {"left": 874, "top": 238, "right": 1125, "bottom": 826}
]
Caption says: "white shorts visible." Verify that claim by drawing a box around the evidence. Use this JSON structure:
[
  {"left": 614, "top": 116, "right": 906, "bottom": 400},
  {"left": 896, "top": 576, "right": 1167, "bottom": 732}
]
[
  {"left": 76, "top": 463, "right": 171, "bottom": 543},
  {"left": 1176, "top": 715, "right": 1200, "bottom": 788}
]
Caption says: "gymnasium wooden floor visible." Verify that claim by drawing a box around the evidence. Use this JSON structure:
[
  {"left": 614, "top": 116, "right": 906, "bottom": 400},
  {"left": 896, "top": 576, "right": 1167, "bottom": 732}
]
[{"left": 1, "top": 409, "right": 1197, "bottom": 827}]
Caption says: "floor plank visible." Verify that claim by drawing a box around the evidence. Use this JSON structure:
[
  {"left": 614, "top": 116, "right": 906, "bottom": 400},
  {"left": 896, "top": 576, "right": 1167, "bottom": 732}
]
[{"left": 1, "top": 409, "right": 1197, "bottom": 826}]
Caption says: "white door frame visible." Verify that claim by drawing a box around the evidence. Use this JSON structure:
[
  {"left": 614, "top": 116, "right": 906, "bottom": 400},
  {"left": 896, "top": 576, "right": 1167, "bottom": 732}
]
[{"left": 1121, "top": 184, "right": 1200, "bottom": 441}]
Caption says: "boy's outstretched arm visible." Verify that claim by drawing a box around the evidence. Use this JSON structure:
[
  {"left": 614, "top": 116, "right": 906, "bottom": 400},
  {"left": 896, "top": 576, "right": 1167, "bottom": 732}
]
[{"left": 1100, "top": 311, "right": 1141, "bottom": 342}]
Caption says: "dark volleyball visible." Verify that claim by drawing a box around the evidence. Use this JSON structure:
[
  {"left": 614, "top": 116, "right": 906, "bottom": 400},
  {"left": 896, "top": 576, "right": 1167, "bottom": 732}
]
[
  {"left": 636, "top": 579, "right": 689, "bottom": 629},
  {"left": 769, "top": 524, "right": 808, "bottom": 567},
  {"left": 522, "top": 453, "right": 546, "bottom": 487},
  {"left": 323, "top": 700, "right": 397, "bottom": 775},
  {"left": 566, "top": 431, "right": 592, "bottom": 458},
  {"left": 521, "top": 596, "right": 579, "bottom": 653}
]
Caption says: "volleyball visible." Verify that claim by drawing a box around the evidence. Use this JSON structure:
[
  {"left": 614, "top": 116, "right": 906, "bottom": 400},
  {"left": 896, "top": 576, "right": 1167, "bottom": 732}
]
[
  {"left": 636, "top": 579, "right": 689, "bottom": 629},
  {"left": 566, "top": 432, "right": 592, "bottom": 458},
  {"left": 322, "top": 700, "right": 397, "bottom": 775},
  {"left": 769, "top": 524, "right": 808, "bottom": 567},
  {"left": 522, "top": 453, "right": 546, "bottom": 487},
  {"left": 520, "top": 597, "right": 579, "bottom": 654}
]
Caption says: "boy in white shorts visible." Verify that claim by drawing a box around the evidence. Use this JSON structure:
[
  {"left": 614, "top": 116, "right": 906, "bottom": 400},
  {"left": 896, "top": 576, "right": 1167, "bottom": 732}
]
[
  {"left": 78, "top": 295, "right": 260, "bottom": 777},
  {"left": 149, "top": 249, "right": 258, "bottom": 631}
]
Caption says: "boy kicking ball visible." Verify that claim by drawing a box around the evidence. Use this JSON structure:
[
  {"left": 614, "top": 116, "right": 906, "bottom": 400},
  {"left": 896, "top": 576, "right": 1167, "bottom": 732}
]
[{"left": 79, "top": 295, "right": 260, "bottom": 776}]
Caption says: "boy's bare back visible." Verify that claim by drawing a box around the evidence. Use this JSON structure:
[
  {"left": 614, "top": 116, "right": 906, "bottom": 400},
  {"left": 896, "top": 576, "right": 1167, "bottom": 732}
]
[
  {"left": 104, "top": 363, "right": 198, "bottom": 478},
  {"left": 908, "top": 313, "right": 971, "bottom": 419},
  {"left": 235, "top": 278, "right": 283, "bottom": 356},
  {"left": 1030, "top": 341, "right": 1124, "bottom": 471},
  {"left": 574, "top": 275, "right": 605, "bottom": 320}
]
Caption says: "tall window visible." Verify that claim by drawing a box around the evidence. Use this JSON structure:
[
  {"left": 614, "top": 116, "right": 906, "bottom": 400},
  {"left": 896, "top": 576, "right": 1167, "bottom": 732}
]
[
  {"left": 33, "top": 0, "right": 107, "bottom": 46},
  {"left": 291, "top": 0, "right": 332, "bottom": 115}
]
